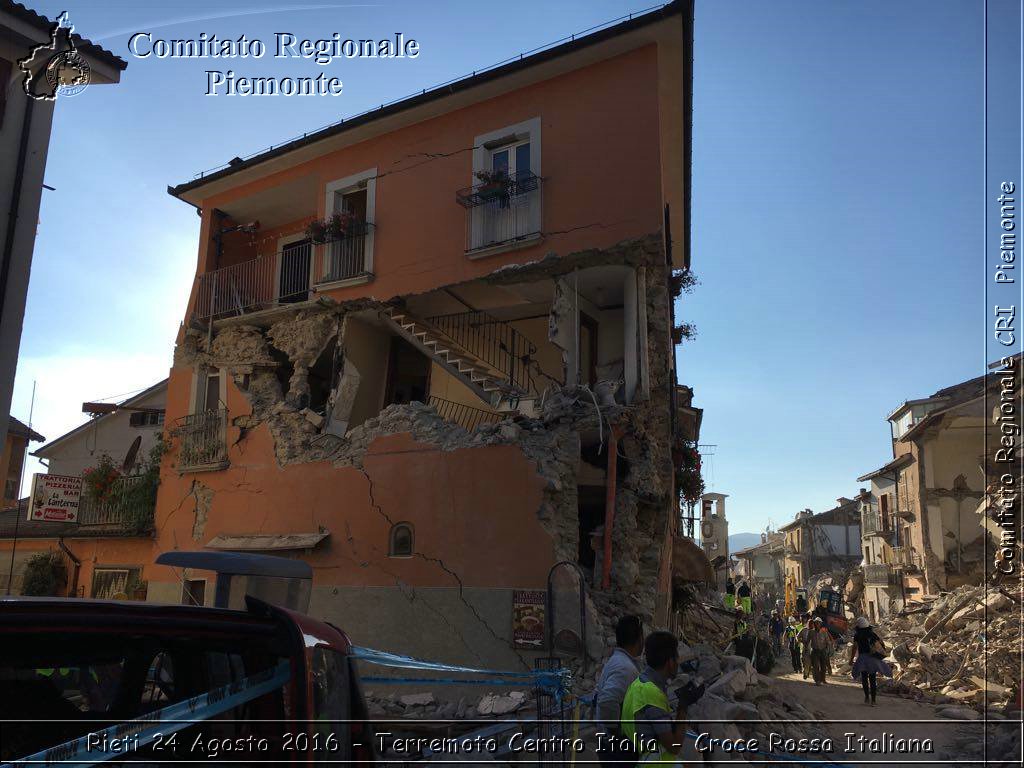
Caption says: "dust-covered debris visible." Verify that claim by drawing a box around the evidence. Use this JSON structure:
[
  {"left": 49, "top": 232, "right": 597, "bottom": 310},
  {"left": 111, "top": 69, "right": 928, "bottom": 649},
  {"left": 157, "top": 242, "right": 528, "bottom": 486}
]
[{"left": 832, "top": 583, "right": 1022, "bottom": 712}]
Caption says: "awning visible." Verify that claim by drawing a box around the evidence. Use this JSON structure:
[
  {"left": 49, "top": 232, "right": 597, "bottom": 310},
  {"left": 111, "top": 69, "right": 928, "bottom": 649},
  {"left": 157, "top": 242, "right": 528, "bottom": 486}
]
[
  {"left": 204, "top": 532, "right": 329, "bottom": 552},
  {"left": 671, "top": 536, "right": 714, "bottom": 585}
]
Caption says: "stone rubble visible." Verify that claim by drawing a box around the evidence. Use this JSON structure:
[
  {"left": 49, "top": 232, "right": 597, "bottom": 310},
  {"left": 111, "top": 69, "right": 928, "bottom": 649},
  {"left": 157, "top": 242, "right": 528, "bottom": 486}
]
[{"left": 832, "top": 583, "right": 1022, "bottom": 712}]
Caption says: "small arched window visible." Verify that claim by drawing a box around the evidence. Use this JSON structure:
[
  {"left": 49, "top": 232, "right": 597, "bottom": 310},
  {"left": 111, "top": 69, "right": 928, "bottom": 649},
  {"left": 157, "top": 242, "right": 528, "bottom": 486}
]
[{"left": 389, "top": 523, "right": 414, "bottom": 557}]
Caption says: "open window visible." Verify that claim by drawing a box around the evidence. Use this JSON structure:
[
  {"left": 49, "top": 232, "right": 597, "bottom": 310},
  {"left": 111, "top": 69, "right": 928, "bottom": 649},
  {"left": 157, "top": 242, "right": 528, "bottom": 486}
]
[
  {"left": 321, "top": 169, "right": 376, "bottom": 285},
  {"left": 198, "top": 368, "right": 221, "bottom": 412},
  {"left": 466, "top": 118, "right": 542, "bottom": 253}
]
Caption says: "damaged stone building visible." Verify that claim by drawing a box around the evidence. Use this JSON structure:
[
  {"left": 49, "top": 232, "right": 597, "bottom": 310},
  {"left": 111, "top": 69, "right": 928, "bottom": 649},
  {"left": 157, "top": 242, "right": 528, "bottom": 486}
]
[
  {"left": 857, "top": 360, "right": 1023, "bottom": 619},
  {"left": 779, "top": 499, "right": 862, "bottom": 593},
  {"left": 136, "top": 3, "right": 698, "bottom": 668}
]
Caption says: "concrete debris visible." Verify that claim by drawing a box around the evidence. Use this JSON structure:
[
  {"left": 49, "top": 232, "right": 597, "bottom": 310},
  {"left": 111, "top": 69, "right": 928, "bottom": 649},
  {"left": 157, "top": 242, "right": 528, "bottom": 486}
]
[
  {"left": 833, "top": 583, "right": 1022, "bottom": 712},
  {"left": 681, "top": 643, "right": 830, "bottom": 749},
  {"left": 398, "top": 693, "right": 435, "bottom": 708},
  {"left": 365, "top": 690, "right": 528, "bottom": 720},
  {"left": 477, "top": 691, "right": 527, "bottom": 715}
]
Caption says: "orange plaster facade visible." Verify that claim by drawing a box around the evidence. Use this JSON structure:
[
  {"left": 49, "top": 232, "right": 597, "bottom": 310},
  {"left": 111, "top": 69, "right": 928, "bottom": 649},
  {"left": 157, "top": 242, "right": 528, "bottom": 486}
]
[{"left": 2, "top": 6, "right": 692, "bottom": 663}]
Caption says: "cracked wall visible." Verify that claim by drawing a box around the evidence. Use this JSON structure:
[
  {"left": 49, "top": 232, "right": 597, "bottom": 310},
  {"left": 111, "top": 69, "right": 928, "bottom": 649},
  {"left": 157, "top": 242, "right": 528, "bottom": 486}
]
[{"left": 156, "top": 233, "right": 677, "bottom": 671}]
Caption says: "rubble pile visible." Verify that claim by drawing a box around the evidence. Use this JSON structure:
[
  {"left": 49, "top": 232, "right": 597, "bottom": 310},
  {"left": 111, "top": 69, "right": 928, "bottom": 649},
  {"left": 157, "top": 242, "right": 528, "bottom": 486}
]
[
  {"left": 365, "top": 690, "right": 532, "bottom": 721},
  {"left": 837, "top": 584, "right": 1022, "bottom": 711},
  {"left": 681, "top": 643, "right": 829, "bottom": 749},
  {"left": 363, "top": 641, "right": 831, "bottom": 763}
]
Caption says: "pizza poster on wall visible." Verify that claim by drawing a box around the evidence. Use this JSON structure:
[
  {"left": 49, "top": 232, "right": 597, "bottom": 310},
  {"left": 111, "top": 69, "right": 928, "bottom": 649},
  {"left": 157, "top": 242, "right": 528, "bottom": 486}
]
[
  {"left": 28, "top": 474, "right": 82, "bottom": 522},
  {"left": 512, "top": 589, "right": 546, "bottom": 649}
]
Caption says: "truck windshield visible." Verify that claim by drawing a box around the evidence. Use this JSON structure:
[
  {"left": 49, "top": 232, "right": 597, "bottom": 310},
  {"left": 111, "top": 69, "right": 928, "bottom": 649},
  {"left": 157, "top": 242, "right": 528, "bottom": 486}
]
[{"left": 0, "top": 625, "right": 293, "bottom": 765}]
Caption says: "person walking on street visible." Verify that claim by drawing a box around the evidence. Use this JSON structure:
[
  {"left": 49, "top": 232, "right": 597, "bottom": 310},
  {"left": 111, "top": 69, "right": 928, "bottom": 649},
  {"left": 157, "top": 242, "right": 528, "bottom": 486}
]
[
  {"left": 594, "top": 615, "right": 644, "bottom": 766},
  {"left": 620, "top": 631, "right": 706, "bottom": 767},
  {"left": 768, "top": 610, "right": 784, "bottom": 656},
  {"left": 849, "top": 616, "right": 892, "bottom": 706},
  {"left": 797, "top": 615, "right": 813, "bottom": 679},
  {"left": 785, "top": 616, "right": 802, "bottom": 672},
  {"left": 807, "top": 617, "right": 834, "bottom": 685}
]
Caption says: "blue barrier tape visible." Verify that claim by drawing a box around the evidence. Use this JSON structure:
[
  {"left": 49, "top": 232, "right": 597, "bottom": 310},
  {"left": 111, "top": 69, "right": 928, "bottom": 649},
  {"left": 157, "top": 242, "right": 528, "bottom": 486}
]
[
  {"left": 351, "top": 645, "right": 569, "bottom": 697},
  {"left": 351, "top": 646, "right": 543, "bottom": 677},
  {"left": 361, "top": 675, "right": 543, "bottom": 686},
  {"left": 3, "top": 661, "right": 291, "bottom": 768}
]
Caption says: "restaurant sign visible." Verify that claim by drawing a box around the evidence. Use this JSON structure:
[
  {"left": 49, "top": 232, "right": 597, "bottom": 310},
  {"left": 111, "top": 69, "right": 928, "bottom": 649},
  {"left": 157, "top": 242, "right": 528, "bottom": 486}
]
[
  {"left": 512, "top": 589, "right": 546, "bottom": 649},
  {"left": 28, "top": 474, "right": 82, "bottom": 522}
]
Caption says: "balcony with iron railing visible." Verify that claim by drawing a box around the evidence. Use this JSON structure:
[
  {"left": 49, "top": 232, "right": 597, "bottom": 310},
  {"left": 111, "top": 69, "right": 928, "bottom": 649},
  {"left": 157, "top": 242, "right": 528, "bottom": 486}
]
[
  {"left": 863, "top": 563, "right": 895, "bottom": 587},
  {"left": 77, "top": 475, "right": 156, "bottom": 533},
  {"left": 314, "top": 221, "right": 375, "bottom": 286},
  {"left": 192, "top": 224, "right": 373, "bottom": 322},
  {"left": 861, "top": 509, "right": 894, "bottom": 538},
  {"left": 890, "top": 545, "right": 922, "bottom": 572},
  {"left": 456, "top": 172, "right": 543, "bottom": 255},
  {"left": 173, "top": 409, "right": 228, "bottom": 471}
]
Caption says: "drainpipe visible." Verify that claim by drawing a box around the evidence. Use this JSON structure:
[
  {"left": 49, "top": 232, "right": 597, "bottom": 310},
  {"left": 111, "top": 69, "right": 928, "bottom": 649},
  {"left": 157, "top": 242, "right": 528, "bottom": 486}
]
[
  {"left": 58, "top": 538, "right": 80, "bottom": 598},
  {"left": 602, "top": 423, "right": 622, "bottom": 590}
]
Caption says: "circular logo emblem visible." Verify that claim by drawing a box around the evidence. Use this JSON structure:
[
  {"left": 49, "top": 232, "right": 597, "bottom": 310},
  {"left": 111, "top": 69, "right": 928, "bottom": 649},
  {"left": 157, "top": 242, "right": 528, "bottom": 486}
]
[{"left": 45, "top": 50, "right": 90, "bottom": 97}]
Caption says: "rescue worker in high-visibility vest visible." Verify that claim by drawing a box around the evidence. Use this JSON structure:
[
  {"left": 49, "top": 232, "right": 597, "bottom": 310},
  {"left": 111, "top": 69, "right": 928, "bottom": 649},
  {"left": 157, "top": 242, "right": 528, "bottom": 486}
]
[
  {"left": 731, "top": 607, "right": 746, "bottom": 638},
  {"left": 723, "top": 578, "right": 735, "bottom": 611},
  {"left": 736, "top": 581, "right": 752, "bottom": 613},
  {"left": 620, "top": 631, "right": 705, "bottom": 766}
]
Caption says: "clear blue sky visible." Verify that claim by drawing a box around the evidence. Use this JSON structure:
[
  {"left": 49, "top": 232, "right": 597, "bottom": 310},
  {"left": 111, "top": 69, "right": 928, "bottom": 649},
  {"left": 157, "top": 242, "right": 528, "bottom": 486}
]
[{"left": 10, "top": 1, "right": 1013, "bottom": 534}]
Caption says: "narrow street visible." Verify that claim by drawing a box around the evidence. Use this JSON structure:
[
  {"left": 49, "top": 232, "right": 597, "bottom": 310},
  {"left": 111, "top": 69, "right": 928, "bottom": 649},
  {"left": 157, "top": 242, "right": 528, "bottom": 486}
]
[{"left": 769, "top": 666, "right": 967, "bottom": 767}]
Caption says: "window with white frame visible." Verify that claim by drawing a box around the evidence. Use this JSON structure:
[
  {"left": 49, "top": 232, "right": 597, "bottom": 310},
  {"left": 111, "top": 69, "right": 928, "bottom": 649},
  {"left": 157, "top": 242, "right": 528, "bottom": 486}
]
[
  {"left": 467, "top": 118, "right": 541, "bottom": 252},
  {"left": 321, "top": 169, "right": 376, "bottom": 284}
]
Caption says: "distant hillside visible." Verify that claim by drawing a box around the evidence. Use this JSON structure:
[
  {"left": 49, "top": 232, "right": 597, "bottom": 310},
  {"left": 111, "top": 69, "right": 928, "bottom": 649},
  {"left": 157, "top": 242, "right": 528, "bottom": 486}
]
[{"left": 728, "top": 532, "right": 762, "bottom": 553}]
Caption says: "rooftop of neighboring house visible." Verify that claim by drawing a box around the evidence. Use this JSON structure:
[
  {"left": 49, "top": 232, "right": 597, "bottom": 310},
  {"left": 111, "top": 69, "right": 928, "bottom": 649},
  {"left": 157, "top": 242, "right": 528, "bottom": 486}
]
[
  {"left": 857, "top": 453, "right": 914, "bottom": 483},
  {"left": 1, "top": 1, "right": 127, "bottom": 71},
  {"left": 6, "top": 416, "right": 43, "bottom": 443},
  {"left": 732, "top": 532, "right": 785, "bottom": 558},
  {"left": 778, "top": 496, "right": 861, "bottom": 532},
  {"left": 888, "top": 353, "right": 1023, "bottom": 423},
  {"left": 32, "top": 379, "right": 168, "bottom": 460}
]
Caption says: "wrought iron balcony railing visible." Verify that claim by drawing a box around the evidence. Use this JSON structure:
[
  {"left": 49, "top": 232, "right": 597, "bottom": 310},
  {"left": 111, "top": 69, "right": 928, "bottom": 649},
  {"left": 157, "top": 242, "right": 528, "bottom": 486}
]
[
  {"left": 192, "top": 225, "right": 373, "bottom": 322},
  {"left": 424, "top": 310, "right": 536, "bottom": 394},
  {"left": 863, "top": 563, "right": 894, "bottom": 586},
  {"left": 174, "top": 409, "right": 228, "bottom": 470},
  {"left": 456, "top": 172, "right": 542, "bottom": 253},
  {"left": 194, "top": 244, "right": 312, "bottom": 321},
  {"left": 861, "top": 510, "right": 892, "bottom": 537},
  {"left": 890, "top": 546, "right": 921, "bottom": 572},
  {"left": 77, "top": 475, "right": 155, "bottom": 531},
  {"left": 427, "top": 395, "right": 504, "bottom": 431},
  {"left": 315, "top": 222, "right": 374, "bottom": 284}
]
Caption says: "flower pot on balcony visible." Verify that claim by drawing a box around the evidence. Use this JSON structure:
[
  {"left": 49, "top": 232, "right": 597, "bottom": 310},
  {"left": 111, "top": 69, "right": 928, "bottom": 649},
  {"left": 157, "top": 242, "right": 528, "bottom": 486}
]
[{"left": 478, "top": 181, "right": 509, "bottom": 201}]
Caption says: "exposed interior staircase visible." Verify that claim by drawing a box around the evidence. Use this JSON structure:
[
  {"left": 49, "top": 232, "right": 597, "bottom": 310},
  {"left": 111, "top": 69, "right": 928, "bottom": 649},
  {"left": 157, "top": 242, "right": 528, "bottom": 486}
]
[{"left": 379, "top": 306, "right": 534, "bottom": 409}]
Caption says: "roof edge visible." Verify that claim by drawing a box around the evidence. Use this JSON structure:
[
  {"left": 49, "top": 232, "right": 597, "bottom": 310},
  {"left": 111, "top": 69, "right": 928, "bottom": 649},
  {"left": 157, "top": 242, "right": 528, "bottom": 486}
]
[{"left": 169, "top": 1, "right": 683, "bottom": 200}]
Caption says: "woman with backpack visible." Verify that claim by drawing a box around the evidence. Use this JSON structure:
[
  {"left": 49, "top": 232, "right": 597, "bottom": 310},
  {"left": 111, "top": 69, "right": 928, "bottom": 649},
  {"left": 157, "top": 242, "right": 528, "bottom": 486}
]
[{"left": 849, "top": 616, "right": 892, "bottom": 706}]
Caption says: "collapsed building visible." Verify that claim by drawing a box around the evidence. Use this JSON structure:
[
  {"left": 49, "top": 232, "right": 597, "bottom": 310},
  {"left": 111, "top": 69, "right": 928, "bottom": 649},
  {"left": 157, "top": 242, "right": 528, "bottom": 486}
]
[
  {"left": 133, "top": 3, "right": 700, "bottom": 670},
  {"left": 857, "top": 360, "right": 1024, "bottom": 622}
]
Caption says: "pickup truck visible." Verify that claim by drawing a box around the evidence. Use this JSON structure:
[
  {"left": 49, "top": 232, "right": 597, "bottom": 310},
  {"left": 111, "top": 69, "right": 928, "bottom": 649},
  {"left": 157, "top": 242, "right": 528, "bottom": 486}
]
[{"left": 0, "top": 553, "right": 376, "bottom": 766}]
